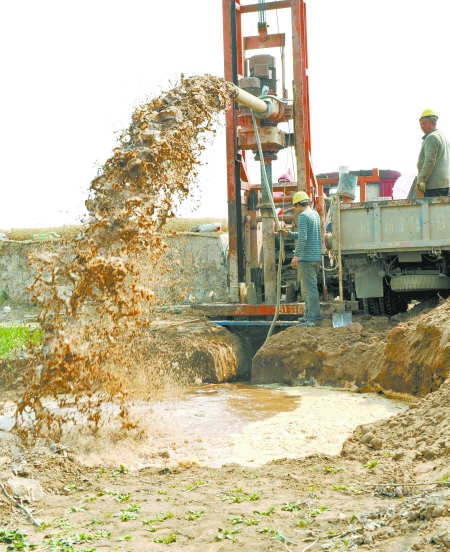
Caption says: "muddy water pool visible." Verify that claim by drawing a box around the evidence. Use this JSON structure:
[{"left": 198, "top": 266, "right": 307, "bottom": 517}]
[{"left": 0, "top": 385, "right": 407, "bottom": 469}]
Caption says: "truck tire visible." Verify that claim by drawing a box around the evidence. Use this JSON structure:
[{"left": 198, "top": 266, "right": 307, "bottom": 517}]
[
  {"left": 362, "top": 297, "right": 382, "bottom": 315},
  {"left": 383, "top": 289, "right": 408, "bottom": 315},
  {"left": 362, "top": 290, "right": 409, "bottom": 316},
  {"left": 390, "top": 275, "right": 450, "bottom": 292}
]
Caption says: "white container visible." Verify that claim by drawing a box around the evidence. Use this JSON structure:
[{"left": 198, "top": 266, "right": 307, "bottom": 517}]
[{"left": 194, "top": 223, "right": 222, "bottom": 233}]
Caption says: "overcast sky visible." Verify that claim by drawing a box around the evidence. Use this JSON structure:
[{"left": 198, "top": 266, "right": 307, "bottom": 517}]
[{"left": 1, "top": 0, "right": 450, "bottom": 229}]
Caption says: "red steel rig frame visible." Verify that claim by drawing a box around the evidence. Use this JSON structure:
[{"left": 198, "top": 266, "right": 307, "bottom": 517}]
[{"left": 221, "top": 0, "right": 317, "bottom": 314}]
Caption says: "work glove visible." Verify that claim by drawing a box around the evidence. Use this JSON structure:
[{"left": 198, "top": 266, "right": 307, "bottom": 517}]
[{"left": 417, "top": 180, "right": 426, "bottom": 193}]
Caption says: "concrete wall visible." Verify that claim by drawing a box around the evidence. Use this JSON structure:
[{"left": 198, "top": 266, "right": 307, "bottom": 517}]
[{"left": 0, "top": 233, "right": 228, "bottom": 305}]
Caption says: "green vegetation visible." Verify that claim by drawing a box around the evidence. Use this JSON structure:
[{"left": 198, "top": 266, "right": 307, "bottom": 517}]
[
  {"left": 0, "top": 325, "right": 42, "bottom": 359},
  {"left": 154, "top": 533, "right": 177, "bottom": 544},
  {"left": 185, "top": 510, "right": 204, "bottom": 521},
  {"left": 362, "top": 460, "right": 379, "bottom": 469},
  {"left": 0, "top": 529, "right": 29, "bottom": 549}
]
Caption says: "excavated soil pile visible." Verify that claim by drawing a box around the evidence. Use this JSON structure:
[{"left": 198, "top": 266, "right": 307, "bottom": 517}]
[
  {"left": 15, "top": 75, "right": 236, "bottom": 440},
  {"left": 344, "top": 375, "right": 450, "bottom": 464},
  {"left": 253, "top": 299, "right": 450, "bottom": 396},
  {"left": 143, "top": 319, "right": 251, "bottom": 385}
]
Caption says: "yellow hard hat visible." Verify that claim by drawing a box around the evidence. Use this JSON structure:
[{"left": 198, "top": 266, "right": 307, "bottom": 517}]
[
  {"left": 420, "top": 109, "right": 438, "bottom": 120},
  {"left": 292, "top": 191, "right": 310, "bottom": 205}
]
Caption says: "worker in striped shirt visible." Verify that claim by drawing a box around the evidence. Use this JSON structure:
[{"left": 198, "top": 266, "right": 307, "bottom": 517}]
[{"left": 278, "top": 191, "right": 322, "bottom": 327}]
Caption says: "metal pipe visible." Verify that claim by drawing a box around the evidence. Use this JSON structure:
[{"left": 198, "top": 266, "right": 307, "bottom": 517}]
[
  {"left": 230, "top": 85, "right": 270, "bottom": 115},
  {"left": 336, "top": 196, "right": 344, "bottom": 305}
]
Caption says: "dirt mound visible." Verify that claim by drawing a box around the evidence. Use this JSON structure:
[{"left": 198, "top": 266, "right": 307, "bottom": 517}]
[
  {"left": 374, "top": 299, "right": 450, "bottom": 396},
  {"left": 142, "top": 319, "right": 251, "bottom": 385},
  {"left": 252, "top": 318, "right": 386, "bottom": 388},
  {"left": 344, "top": 375, "right": 450, "bottom": 464},
  {"left": 252, "top": 299, "right": 450, "bottom": 397}
]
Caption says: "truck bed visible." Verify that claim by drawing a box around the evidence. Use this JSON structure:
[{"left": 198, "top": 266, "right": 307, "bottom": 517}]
[{"left": 330, "top": 197, "right": 450, "bottom": 254}]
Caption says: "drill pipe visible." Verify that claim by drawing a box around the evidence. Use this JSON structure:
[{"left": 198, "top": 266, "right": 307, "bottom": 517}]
[{"left": 229, "top": 85, "right": 270, "bottom": 115}]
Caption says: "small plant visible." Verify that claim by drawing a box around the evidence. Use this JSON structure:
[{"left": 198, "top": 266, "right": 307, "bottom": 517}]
[
  {"left": 143, "top": 512, "right": 174, "bottom": 523},
  {"left": 281, "top": 502, "right": 302, "bottom": 512},
  {"left": 96, "top": 467, "right": 106, "bottom": 479},
  {"left": 154, "top": 533, "right": 177, "bottom": 544},
  {"left": 362, "top": 460, "right": 379, "bottom": 469},
  {"left": 309, "top": 506, "right": 330, "bottom": 517},
  {"left": 0, "top": 529, "right": 28, "bottom": 548},
  {"left": 119, "top": 465, "right": 129, "bottom": 474},
  {"left": 123, "top": 503, "right": 141, "bottom": 512},
  {"left": 253, "top": 506, "right": 275, "bottom": 516},
  {"left": 145, "top": 526, "right": 158, "bottom": 532},
  {"left": 69, "top": 532, "right": 94, "bottom": 544},
  {"left": 102, "top": 489, "right": 118, "bottom": 496},
  {"left": 158, "top": 489, "right": 168, "bottom": 495},
  {"left": 95, "top": 530, "right": 111, "bottom": 538},
  {"left": 297, "top": 519, "right": 312, "bottom": 528},
  {"left": 244, "top": 518, "right": 259, "bottom": 526},
  {"left": 117, "top": 535, "right": 134, "bottom": 541},
  {"left": 67, "top": 504, "right": 85, "bottom": 513},
  {"left": 438, "top": 474, "right": 450, "bottom": 483},
  {"left": 185, "top": 510, "right": 204, "bottom": 521},
  {"left": 325, "top": 466, "right": 345, "bottom": 473},
  {"left": 216, "top": 528, "right": 240, "bottom": 542},
  {"left": 115, "top": 493, "right": 132, "bottom": 502},
  {"left": 114, "top": 511, "right": 139, "bottom": 522},
  {"left": 228, "top": 516, "right": 243, "bottom": 524},
  {"left": 52, "top": 518, "right": 71, "bottom": 528},
  {"left": 332, "top": 485, "right": 348, "bottom": 491}
]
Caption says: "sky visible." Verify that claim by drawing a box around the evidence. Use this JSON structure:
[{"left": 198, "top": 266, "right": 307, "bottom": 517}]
[{"left": 1, "top": 0, "right": 450, "bottom": 229}]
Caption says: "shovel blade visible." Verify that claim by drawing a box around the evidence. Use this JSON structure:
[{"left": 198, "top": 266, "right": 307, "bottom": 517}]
[{"left": 332, "top": 311, "right": 352, "bottom": 328}]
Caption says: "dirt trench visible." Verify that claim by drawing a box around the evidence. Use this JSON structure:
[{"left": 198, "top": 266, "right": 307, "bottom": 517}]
[{"left": 252, "top": 298, "right": 450, "bottom": 397}]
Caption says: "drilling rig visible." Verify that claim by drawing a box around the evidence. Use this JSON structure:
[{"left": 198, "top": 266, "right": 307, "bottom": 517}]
[{"left": 218, "top": 0, "right": 325, "bottom": 319}]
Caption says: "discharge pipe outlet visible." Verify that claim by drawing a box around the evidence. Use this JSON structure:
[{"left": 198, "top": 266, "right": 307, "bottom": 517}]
[{"left": 229, "top": 84, "right": 272, "bottom": 117}]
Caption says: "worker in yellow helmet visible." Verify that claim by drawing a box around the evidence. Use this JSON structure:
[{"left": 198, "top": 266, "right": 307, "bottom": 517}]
[
  {"left": 416, "top": 109, "right": 450, "bottom": 196},
  {"left": 277, "top": 191, "right": 322, "bottom": 327}
]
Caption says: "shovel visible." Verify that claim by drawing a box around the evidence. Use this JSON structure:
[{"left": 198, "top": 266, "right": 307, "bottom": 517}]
[
  {"left": 332, "top": 305, "right": 352, "bottom": 328},
  {"left": 332, "top": 195, "right": 352, "bottom": 328}
]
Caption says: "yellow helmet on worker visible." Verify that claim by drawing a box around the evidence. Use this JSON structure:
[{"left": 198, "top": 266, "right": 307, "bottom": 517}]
[
  {"left": 420, "top": 109, "right": 438, "bottom": 120},
  {"left": 292, "top": 191, "right": 310, "bottom": 205}
]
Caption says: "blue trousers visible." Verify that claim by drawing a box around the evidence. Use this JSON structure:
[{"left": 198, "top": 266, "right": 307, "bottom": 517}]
[{"left": 298, "top": 261, "right": 322, "bottom": 323}]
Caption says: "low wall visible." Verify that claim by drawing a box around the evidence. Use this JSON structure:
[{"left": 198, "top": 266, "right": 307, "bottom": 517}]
[{"left": 0, "top": 233, "right": 228, "bottom": 306}]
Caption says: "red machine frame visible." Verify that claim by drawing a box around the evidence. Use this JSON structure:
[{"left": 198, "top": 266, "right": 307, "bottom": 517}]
[{"left": 222, "top": 0, "right": 315, "bottom": 311}]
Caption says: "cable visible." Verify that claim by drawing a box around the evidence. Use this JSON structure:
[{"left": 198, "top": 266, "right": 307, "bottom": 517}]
[{"left": 258, "top": 0, "right": 266, "bottom": 25}]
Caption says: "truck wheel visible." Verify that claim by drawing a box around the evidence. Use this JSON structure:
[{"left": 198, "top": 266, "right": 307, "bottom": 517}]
[
  {"left": 383, "top": 289, "right": 408, "bottom": 315},
  {"left": 390, "top": 275, "right": 450, "bottom": 292},
  {"left": 362, "top": 298, "right": 382, "bottom": 315}
]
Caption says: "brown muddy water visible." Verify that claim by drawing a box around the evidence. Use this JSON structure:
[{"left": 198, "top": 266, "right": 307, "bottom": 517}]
[{"left": 0, "top": 385, "right": 407, "bottom": 469}]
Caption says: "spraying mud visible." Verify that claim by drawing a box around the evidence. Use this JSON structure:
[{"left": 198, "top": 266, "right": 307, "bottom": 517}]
[{"left": 17, "top": 75, "right": 235, "bottom": 440}]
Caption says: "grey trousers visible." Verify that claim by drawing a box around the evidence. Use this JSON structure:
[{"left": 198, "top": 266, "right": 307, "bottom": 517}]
[{"left": 298, "top": 261, "right": 322, "bottom": 323}]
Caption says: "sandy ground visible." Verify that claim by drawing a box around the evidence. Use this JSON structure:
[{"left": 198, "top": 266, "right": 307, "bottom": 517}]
[
  {"left": 1, "top": 375, "right": 450, "bottom": 551},
  {"left": 1, "top": 439, "right": 450, "bottom": 552}
]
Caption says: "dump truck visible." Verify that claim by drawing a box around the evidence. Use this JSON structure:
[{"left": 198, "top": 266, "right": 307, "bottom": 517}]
[{"left": 328, "top": 196, "right": 450, "bottom": 315}]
